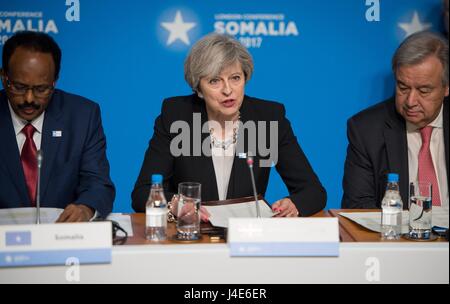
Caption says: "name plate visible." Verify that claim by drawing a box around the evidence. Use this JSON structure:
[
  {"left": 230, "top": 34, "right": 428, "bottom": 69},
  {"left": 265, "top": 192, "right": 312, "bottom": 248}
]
[
  {"left": 0, "top": 222, "right": 112, "bottom": 267},
  {"left": 228, "top": 218, "right": 339, "bottom": 257}
]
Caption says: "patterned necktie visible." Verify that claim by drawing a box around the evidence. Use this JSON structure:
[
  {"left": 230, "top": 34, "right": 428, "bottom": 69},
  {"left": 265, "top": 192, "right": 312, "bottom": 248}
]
[
  {"left": 21, "top": 124, "right": 38, "bottom": 207},
  {"left": 418, "top": 126, "right": 441, "bottom": 206}
]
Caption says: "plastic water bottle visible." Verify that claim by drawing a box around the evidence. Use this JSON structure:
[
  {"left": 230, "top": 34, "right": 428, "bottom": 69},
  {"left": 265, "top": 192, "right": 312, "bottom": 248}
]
[
  {"left": 381, "top": 173, "right": 403, "bottom": 240},
  {"left": 145, "top": 174, "right": 167, "bottom": 241}
]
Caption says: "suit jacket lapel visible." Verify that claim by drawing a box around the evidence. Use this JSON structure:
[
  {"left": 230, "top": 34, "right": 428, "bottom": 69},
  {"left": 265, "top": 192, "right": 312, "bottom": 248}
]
[
  {"left": 384, "top": 101, "right": 409, "bottom": 203},
  {"left": 0, "top": 92, "right": 29, "bottom": 205},
  {"left": 39, "top": 91, "right": 64, "bottom": 201}
]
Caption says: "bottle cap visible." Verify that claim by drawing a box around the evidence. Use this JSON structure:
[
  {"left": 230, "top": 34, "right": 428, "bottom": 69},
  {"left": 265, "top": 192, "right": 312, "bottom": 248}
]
[
  {"left": 151, "top": 174, "right": 163, "bottom": 184},
  {"left": 387, "top": 173, "right": 399, "bottom": 183}
]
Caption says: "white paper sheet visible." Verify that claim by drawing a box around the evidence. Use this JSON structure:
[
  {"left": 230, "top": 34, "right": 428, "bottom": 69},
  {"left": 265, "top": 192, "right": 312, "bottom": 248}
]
[
  {"left": 0, "top": 208, "right": 63, "bottom": 225},
  {"left": 106, "top": 213, "right": 134, "bottom": 237},
  {"left": 339, "top": 206, "right": 449, "bottom": 233},
  {"left": 431, "top": 206, "right": 450, "bottom": 228},
  {"left": 204, "top": 200, "right": 277, "bottom": 228},
  {"left": 0, "top": 209, "right": 134, "bottom": 237}
]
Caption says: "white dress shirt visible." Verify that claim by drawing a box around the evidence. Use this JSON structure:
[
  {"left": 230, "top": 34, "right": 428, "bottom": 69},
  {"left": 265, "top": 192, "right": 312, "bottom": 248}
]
[
  {"left": 211, "top": 144, "right": 235, "bottom": 201},
  {"left": 407, "top": 105, "right": 449, "bottom": 207},
  {"left": 8, "top": 101, "right": 44, "bottom": 153},
  {"left": 209, "top": 121, "right": 238, "bottom": 201}
]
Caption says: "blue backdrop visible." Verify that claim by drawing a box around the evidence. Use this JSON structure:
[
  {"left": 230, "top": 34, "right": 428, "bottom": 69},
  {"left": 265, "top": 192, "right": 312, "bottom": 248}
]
[{"left": 0, "top": 0, "right": 445, "bottom": 212}]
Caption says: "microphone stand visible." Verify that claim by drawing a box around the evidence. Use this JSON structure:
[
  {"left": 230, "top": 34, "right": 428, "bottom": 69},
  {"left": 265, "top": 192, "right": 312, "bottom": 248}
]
[
  {"left": 36, "top": 150, "right": 43, "bottom": 225},
  {"left": 247, "top": 156, "right": 261, "bottom": 218}
]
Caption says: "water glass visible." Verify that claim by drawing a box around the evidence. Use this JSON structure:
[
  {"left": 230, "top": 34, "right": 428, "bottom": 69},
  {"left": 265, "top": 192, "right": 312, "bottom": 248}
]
[
  {"left": 408, "top": 182, "right": 432, "bottom": 239},
  {"left": 176, "top": 182, "right": 201, "bottom": 240}
]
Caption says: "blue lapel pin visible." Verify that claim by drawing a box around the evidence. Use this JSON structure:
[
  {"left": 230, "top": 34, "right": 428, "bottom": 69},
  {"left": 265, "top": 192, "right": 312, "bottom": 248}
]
[{"left": 238, "top": 153, "right": 247, "bottom": 159}]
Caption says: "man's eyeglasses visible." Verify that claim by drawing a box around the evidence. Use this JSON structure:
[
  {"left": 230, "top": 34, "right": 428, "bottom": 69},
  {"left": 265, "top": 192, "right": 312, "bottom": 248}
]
[{"left": 5, "top": 76, "right": 55, "bottom": 98}]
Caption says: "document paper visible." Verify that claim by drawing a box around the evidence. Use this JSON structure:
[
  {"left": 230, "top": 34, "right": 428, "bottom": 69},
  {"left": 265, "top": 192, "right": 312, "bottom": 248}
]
[
  {"left": 0, "top": 208, "right": 133, "bottom": 237},
  {"left": 339, "top": 207, "right": 449, "bottom": 233},
  {"left": 204, "top": 200, "right": 277, "bottom": 228}
]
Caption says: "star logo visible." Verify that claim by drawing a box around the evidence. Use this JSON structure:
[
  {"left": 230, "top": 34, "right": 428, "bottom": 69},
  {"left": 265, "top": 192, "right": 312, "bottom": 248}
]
[
  {"left": 161, "top": 11, "right": 196, "bottom": 46},
  {"left": 398, "top": 11, "right": 432, "bottom": 37}
]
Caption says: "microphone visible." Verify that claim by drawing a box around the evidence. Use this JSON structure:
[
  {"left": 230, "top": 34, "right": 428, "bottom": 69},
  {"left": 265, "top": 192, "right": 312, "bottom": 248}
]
[
  {"left": 36, "top": 150, "right": 43, "bottom": 225},
  {"left": 246, "top": 156, "right": 261, "bottom": 218}
]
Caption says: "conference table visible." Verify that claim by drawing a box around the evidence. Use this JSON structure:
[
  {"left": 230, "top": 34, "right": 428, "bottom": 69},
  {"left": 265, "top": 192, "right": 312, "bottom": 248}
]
[{"left": 1, "top": 209, "right": 448, "bottom": 284}]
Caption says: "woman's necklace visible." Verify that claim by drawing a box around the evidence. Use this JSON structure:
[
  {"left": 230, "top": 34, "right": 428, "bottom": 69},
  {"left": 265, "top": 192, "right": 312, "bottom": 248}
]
[{"left": 209, "top": 112, "right": 241, "bottom": 150}]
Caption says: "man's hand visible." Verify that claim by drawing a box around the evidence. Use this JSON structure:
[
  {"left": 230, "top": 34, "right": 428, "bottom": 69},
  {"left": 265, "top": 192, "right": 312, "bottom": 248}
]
[
  {"left": 272, "top": 198, "right": 300, "bottom": 217},
  {"left": 56, "top": 204, "right": 95, "bottom": 223}
]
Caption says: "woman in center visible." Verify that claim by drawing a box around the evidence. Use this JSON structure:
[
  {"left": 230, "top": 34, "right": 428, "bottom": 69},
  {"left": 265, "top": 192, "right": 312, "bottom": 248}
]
[{"left": 132, "top": 33, "right": 326, "bottom": 217}]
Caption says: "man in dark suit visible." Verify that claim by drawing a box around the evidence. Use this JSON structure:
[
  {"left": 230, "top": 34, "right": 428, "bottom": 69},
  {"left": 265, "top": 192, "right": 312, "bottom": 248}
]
[
  {"left": 342, "top": 31, "right": 449, "bottom": 209},
  {"left": 0, "top": 31, "right": 115, "bottom": 221}
]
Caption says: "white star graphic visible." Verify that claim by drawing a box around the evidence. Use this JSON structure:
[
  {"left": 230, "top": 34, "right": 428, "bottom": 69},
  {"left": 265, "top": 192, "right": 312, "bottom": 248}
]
[
  {"left": 161, "top": 11, "right": 196, "bottom": 46},
  {"left": 398, "top": 11, "right": 432, "bottom": 37}
]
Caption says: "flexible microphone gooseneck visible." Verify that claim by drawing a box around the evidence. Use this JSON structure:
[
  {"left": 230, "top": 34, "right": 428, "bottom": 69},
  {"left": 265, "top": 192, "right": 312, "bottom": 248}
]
[
  {"left": 247, "top": 156, "right": 261, "bottom": 218},
  {"left": 36, "top": 150, "right": 43, "bottom": 225}
]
